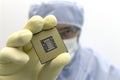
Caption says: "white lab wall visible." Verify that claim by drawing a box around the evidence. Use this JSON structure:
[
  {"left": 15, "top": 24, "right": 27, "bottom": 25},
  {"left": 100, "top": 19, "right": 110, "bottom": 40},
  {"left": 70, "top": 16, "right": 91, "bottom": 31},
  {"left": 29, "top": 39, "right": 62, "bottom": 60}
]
[
  {"left": 0, "top": 0, "right": 120, "bottom": 68},
  {"left": 80, "top": 0, "right": 120, "bottom": 68},
  {"left": 0, "top": 0, "right": 33, "bottom": 48}
]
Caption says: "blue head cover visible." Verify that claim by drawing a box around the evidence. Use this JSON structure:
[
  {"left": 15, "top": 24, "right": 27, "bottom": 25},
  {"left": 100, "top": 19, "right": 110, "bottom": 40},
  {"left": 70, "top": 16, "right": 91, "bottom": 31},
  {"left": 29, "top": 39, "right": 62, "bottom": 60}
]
[{"left": 29, "top": 0, "right": 84, "bottom": 28}]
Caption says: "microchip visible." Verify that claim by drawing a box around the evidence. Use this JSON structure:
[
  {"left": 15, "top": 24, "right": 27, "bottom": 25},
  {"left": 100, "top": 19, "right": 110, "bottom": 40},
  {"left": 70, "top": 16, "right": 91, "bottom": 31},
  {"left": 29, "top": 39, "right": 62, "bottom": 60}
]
[{"left": 31, "top": 28, "right": 67, "bottom": 64}]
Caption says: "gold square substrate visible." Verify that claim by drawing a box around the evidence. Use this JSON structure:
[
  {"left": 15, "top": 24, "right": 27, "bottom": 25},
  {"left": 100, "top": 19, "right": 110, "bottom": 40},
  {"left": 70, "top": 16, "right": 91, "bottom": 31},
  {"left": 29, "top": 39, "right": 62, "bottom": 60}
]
[{"left": 31, "top": 28, "right": 67, "bottom": 64}]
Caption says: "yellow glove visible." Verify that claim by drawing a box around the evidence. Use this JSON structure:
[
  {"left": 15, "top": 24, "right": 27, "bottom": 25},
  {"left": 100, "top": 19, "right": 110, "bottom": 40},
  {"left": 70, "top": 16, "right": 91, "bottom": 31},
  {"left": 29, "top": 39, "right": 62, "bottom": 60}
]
[{"left": 0, "top": 15, "right": 71, "bottom": 80}]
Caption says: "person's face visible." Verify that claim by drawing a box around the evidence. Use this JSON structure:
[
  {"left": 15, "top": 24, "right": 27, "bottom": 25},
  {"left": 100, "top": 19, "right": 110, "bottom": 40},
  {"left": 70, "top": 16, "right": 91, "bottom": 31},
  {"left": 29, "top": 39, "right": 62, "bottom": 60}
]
[{"left": 56, "top": 24, "right": 80, "bottom": 40}]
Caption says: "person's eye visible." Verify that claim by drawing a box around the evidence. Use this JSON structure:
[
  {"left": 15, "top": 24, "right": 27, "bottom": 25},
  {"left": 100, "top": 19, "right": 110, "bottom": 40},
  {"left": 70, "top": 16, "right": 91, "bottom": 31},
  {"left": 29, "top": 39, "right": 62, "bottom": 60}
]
[
  {"left": 66, "top": 29, "right": 71, "bottom": 33},
  {"left": 61, "top": 29, "right": 71, "bottom": 36}
]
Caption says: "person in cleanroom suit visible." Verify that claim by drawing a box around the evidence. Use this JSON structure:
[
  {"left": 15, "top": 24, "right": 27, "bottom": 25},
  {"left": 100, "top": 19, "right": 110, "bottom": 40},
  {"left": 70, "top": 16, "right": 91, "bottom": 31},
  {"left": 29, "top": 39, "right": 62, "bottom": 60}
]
[
  {"left": 0, "top": 0, "right": 120, "bottom": 80},
  {"left": 29, "top": 0, "right": 120, "bottom": 80}
]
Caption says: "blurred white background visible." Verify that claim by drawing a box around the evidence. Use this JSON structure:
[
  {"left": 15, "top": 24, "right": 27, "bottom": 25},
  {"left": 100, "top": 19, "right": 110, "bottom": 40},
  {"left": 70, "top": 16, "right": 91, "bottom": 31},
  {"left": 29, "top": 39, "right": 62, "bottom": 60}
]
[{"left": 0, "top": 0, "right": 120, "bottom": 68}]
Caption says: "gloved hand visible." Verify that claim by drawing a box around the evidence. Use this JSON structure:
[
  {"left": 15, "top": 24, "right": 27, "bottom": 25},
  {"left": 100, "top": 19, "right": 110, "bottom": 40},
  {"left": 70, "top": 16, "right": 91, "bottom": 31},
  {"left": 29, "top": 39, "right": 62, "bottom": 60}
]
[{"left": 0, "top": 15, "right": 71, "bottom": 80}]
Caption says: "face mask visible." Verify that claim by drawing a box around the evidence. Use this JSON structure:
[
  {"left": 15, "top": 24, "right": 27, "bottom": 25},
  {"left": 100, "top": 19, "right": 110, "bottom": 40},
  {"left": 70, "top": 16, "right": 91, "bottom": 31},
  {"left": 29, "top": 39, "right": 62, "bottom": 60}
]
[{"left": 63, "top": 36, "right": 78, "bottom": 59}]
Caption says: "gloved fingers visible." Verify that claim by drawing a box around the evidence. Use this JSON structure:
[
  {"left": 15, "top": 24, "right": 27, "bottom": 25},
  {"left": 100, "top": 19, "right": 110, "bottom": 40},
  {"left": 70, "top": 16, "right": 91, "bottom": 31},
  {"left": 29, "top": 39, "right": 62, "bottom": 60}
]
[
  {"left": 24, "top": 15, "right": 57, "bottom": 33},
  {"left": 24, "top": 16, "right": 44, "bottom": 34},
  {"left": 6, "top": 29, "right": 32, "bottom": 47},
  {"left": 23, "top": 42, "right": 33, "bottom": 52},
  {"left": 0, "top": 47, "right": 29, "bottom": 64},
  {"left": 38, "top": 52, "right": 71, "bottom": 80},
  {"left": 43, "top": 15, "right": 57, "bottom": 30}
]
